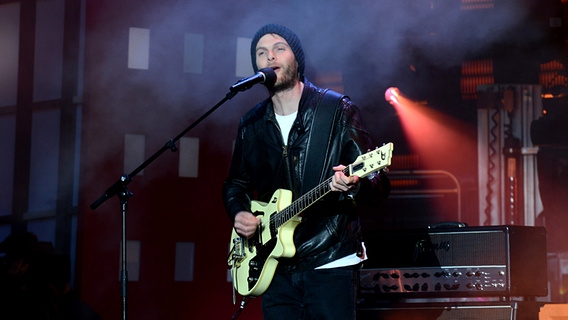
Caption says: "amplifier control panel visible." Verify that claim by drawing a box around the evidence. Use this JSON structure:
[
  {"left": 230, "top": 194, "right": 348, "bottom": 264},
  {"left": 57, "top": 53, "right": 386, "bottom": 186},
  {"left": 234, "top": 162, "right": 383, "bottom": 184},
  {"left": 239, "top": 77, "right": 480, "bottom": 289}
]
[{"left": 360, "top": 266, "right": 509, "bottom": 295}]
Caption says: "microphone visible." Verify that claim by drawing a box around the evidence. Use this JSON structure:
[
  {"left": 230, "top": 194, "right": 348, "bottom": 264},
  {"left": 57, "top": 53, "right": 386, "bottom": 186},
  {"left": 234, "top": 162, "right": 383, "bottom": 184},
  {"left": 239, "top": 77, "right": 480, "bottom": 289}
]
[{"left": 230, "top": 68, "right": 276, "bottom": 92}]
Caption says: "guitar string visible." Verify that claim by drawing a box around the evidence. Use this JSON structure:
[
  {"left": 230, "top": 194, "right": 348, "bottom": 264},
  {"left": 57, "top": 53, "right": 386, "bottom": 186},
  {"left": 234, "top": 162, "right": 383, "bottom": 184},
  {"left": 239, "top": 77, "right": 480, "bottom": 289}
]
[{"left": 269, "top": 170, "right": 346, "bottom": 229}]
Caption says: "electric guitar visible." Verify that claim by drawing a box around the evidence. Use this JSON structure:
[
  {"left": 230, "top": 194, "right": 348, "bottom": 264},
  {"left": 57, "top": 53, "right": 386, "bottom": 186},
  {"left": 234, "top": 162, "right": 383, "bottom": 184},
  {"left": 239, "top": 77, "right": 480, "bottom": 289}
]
[{"left": 227, "top": 143, "right": 394, "bottom": 297}]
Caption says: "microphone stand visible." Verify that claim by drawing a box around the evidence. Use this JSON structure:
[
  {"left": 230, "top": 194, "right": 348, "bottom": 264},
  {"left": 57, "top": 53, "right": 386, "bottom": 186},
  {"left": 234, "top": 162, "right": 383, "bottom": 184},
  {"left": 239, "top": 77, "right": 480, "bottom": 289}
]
[{"left": 90, "top": 89, "right": 241, "bottom": 320}]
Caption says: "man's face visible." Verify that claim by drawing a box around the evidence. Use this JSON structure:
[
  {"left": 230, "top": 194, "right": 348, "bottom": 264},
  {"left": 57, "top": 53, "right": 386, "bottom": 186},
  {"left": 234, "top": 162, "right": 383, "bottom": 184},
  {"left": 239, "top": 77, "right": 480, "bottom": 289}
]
[{"left": 255, "top": 33, "right": 299, "bottom": 91}]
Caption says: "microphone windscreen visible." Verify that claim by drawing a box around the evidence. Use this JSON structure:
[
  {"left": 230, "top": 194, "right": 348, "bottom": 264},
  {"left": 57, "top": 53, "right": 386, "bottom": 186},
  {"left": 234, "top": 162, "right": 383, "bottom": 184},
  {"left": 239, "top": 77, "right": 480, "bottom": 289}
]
[{"left": 259, "top": 68, "right": 276, "bottom": 87}]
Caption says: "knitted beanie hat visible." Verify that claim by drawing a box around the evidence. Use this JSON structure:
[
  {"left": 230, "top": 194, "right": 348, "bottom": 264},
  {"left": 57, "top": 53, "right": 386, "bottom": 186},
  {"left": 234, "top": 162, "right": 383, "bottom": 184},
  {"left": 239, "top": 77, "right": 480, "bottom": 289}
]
[{"left": 250, "top": 24, "right": 305, "bottom": 78}]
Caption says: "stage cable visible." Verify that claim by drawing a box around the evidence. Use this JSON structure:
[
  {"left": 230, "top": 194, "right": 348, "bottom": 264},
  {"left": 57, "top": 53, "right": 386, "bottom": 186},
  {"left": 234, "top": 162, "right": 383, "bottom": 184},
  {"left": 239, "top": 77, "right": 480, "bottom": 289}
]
[
  {"left": 484, "top": 107, "right": 499, "bottom": 225},
  {"left": 231, "top": 296, "right": 253, "bottom": 320}
]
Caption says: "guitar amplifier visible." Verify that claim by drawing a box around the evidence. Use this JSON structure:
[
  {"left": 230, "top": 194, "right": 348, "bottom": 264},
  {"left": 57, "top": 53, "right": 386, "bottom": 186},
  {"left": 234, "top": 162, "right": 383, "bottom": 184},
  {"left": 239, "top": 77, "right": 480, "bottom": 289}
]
[
  {"left": 356, "top": 301, "right": 543, "bottom": 320},
  {"left": 360, "top": 225, "right": 547, "bottom": 298}
]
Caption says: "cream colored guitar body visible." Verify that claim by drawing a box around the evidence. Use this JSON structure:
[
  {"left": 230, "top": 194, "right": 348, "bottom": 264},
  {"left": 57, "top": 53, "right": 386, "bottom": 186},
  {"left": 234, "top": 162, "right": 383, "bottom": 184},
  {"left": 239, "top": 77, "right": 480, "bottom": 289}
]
[{"left": 229, "top": 189, "right": 300, "bottom": 297}]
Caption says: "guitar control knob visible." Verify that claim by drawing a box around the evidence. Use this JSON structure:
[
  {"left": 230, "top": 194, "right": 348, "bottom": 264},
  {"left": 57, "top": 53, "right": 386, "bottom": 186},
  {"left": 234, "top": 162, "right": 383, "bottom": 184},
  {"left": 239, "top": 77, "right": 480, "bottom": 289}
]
[{"left": 250, "top": 261, "right": 261, "bottom": 271}]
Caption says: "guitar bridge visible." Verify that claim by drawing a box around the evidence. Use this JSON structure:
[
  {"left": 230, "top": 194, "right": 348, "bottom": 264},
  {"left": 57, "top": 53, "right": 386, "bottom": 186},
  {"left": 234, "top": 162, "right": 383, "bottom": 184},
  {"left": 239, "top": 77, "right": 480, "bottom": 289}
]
[{"left": 232, "top": 237, "right": 244, "bottom": 259}]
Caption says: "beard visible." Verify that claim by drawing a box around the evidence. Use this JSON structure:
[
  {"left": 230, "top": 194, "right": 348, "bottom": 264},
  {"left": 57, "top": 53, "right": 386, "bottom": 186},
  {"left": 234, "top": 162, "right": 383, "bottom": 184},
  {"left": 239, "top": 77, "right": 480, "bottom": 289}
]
[{"left": 272, "top": 63, "right": 299, "bottom": 93}]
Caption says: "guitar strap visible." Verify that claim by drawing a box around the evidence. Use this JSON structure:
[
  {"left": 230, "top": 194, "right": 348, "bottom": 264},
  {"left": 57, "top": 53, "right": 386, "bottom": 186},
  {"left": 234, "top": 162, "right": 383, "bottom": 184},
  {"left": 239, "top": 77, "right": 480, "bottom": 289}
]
[{"left": 301, "top": 89, "right": 345, "bottom": 194}]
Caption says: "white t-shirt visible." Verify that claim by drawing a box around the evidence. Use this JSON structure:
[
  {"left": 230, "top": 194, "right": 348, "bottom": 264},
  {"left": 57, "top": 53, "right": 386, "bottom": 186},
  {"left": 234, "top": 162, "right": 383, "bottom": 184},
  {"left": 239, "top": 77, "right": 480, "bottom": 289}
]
[
  {"left": 315, "top": 242, "right": 367, "bottom": 269},
  {"left": 275, "top": 111, "right": 297, "bottom": 145}
]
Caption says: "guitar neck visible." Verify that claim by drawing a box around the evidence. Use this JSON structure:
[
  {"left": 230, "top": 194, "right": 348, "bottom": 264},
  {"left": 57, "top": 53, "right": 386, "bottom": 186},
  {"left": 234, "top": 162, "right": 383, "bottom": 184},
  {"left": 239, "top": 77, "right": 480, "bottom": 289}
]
[
  {"left": 271, "top": 168, "right": 348, "bottom": 229},
  {"left": 268, "top": 142, "right": 393, "bottom": 231}
]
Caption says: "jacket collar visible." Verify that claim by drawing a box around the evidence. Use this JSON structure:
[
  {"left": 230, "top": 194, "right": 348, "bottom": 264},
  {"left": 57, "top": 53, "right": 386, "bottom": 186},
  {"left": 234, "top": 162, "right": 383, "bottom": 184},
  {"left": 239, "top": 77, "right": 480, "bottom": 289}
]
[{"left": 264, "top": 78, "right": 320, "bottom": 131}]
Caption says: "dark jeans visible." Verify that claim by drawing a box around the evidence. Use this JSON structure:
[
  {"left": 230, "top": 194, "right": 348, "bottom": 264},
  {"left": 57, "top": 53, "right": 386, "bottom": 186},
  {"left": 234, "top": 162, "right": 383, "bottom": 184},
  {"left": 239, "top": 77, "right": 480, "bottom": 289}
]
[{"left": 262, "top": 265, "right": 359, "bottom": 320}]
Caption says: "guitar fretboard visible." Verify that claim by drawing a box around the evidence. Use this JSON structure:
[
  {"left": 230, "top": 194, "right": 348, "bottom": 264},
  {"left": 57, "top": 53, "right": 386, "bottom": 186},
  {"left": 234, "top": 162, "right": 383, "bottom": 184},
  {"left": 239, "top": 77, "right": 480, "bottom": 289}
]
[
  {"left": 269, "top": 168, "right": 348, "bottom": 232},
  {"left": 266, "top": 143, "right": 392, "bottom": 235}
]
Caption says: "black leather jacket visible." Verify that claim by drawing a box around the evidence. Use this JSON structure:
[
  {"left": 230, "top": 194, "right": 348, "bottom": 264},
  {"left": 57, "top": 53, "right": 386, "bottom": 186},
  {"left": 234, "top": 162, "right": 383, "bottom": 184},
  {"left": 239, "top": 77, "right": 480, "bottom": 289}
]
[{"left": 223, "top": 79, "right": 390, "bottom": 272}]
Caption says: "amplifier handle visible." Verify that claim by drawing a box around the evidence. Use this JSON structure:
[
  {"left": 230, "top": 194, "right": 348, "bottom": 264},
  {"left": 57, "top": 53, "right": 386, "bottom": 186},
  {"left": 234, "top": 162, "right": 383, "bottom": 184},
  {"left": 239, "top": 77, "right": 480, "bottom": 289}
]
[{"left": 428, "top": 221, "right": 468, "bottom": 229}]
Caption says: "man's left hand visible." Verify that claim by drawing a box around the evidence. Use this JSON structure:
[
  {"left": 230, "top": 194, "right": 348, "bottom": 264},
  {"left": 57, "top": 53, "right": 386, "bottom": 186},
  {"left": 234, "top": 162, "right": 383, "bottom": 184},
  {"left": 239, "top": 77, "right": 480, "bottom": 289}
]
[{"left": 330, "top": 165, "right": 360, "bottom": 192}]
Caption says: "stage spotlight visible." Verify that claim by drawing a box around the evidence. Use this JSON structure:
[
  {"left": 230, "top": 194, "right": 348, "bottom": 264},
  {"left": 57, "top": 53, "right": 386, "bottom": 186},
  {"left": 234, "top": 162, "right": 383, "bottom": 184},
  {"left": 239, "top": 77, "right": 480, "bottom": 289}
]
[{"left": 385, "top": 87, "right": 400, "bottom": 105}]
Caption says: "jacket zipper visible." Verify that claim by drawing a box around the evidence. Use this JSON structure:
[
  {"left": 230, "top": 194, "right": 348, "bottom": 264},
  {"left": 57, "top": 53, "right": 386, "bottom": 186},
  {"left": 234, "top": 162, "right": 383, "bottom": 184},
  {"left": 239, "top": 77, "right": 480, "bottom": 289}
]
[{"left": 272, "top": 119, "right": 288, "bottom": 158}]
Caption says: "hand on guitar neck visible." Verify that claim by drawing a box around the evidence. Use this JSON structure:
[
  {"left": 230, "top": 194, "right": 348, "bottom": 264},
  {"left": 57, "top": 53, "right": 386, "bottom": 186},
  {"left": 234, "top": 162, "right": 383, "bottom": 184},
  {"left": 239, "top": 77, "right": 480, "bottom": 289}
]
[{"left": 329, "top": 165, "right": 360, "bottom": 192}]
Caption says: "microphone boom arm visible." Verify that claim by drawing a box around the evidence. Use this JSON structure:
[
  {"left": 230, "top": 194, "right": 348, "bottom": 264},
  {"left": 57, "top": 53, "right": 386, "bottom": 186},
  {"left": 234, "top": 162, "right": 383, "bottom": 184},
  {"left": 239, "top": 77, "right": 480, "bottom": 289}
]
[{"left": 90, "top": 88, "right": 240, "bottom": 210}]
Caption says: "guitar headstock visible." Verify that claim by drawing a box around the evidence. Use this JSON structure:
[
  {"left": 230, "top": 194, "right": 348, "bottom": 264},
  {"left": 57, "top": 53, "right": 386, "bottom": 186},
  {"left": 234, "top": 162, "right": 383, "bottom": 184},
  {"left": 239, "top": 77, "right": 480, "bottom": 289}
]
[{"left": 349, "top": 142, "right": 394, "bottom": 178}]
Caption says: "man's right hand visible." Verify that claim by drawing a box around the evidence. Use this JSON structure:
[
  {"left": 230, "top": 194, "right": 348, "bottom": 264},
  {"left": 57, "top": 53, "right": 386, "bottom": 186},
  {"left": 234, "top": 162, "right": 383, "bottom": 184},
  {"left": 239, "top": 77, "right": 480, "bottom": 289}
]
[{"left": 234, "top": 211, "right": 261, "bottom": 238}]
